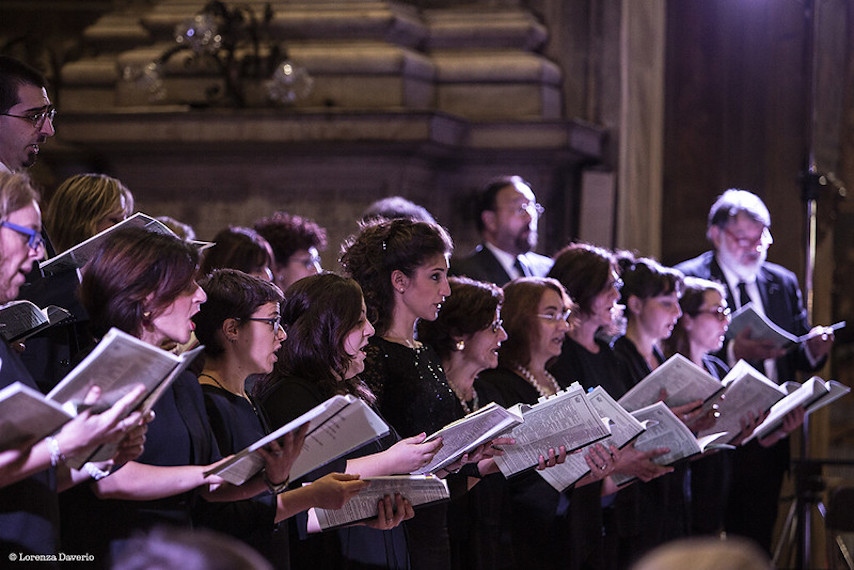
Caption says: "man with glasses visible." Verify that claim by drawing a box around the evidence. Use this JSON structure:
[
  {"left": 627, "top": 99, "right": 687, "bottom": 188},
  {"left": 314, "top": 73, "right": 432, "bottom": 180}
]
[
  {"left": 0, "top": 56, "right": 56, "bottom": 173},
  {"left": 675, "top": 188, "right": 835, "bottom": 555},
  {"left": 451, "top": 175, "right": 553, "bottom": 286}
]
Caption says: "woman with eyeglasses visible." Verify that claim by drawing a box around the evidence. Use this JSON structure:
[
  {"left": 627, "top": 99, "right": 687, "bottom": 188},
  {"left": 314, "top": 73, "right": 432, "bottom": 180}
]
[
  {"left": 59, "top": 227, "right": 305, "bottom": 566},
  {"left": 473, "top": 277, "right": 616, "bottom": 570},
  {"left": 0, "top": 172, "right": 148, "bottom": 560},
  {"left": 256, "top": 272, "right": 439, "bottom": 570},
  {"left": 193, "top": 269, "right": 366, "bottom": 569},
  {"left": 547, "top": 244, "right": 672, "bottom": 570}
]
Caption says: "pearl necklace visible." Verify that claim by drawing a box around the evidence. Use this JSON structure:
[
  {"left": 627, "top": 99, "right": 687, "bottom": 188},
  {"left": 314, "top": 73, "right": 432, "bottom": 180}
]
[
  {"left": 514, "top": 364, "right": 560, "bottom": 398},
  {"left": 449, "top": 382, "right": 479, "bottom": 415}
]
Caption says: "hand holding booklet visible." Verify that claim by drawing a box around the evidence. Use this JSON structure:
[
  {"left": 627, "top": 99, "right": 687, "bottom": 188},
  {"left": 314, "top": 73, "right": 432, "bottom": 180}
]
[
  {"left": 611, "top": 401, "right": 732, "bottom": 487},
  {"left": 538, "top": 386, "right": 645, "bottom": 492},
  {"left": 0, "top": 382, "right": 74, "bottom": 450},
  {"left": 493, "top": 383, "right": 611, "bottom": 478},
  {"left": 313, "top": 475, "right": 449, "bottom": 531},
  {"left": 742, "top": 376, "right": 850, "bottom": 444},
  {"left": 206, "top": 394, "right": 390, "bottom": 485},
  {"left": 45, "top": 327, "right": 205, "bottom": 468},
  {"left": 412, "top": 401, "right": 523, "bottom": 475},
  {"left": 728, "top": 303, "right": 846, "bottom": 349},
  {"left": 617, "top": 354, "right": 725, "bottom": 412}
]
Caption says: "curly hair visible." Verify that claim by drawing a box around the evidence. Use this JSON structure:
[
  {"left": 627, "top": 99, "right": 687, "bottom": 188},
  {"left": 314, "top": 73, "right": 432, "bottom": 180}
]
[
  {"left": 254, "top": 273, "right": 374, "bottom": 403},
  {"left": 417, "top": 276, "right": 503, "bottom": 361},
  {"left": 498, "top": 277, "right": 573, "bottom": 369},
  {"left": 80, "top": 226, "right": 200, "bottom": 339},
  {"left": 253, "top": 211, "right": 327, "bottom": 265},
  {"left": 339, "top": 217, "right": 453, "bottom": 337},
  {"left": 194, "top": 269, "right": 284, "bottom": 358}
]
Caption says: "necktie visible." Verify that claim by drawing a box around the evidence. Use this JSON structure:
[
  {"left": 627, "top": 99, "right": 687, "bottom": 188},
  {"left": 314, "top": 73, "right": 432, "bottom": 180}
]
[
  {"left": 514, "top": 257, "right": 529, "bottom": 278},
  {"left": 737, "top": 281, "right": 750, "bottom": 309}
]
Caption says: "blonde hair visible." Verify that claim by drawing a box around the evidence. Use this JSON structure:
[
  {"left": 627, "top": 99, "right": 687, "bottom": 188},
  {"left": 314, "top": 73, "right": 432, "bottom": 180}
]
[
  {"left": 631, "top": 537, "right": 773, "bottom": 570},
  {"left": 45, "top": 173, "right": 134, "bottom": 252}
]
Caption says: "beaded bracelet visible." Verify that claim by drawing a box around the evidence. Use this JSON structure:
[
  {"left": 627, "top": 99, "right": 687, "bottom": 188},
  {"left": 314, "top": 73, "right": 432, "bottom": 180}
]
[
  {"left": 83, "top": 462, "right": 112, "bottom": 481},
  {"left": 45, "top": 436, "right": 66, "bottom": 467}
]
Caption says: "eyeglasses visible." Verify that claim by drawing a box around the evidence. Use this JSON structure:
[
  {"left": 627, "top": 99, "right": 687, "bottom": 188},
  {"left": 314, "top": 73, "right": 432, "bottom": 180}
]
[
  {"left": 722, "top": 226, "right": 772, "bottom": 249},
  {"left": 489, "top": 318, "right": 504, "bottom": 333},
  {"left": 537, "top": 309, "right": 572, "bottom": 324},
  {"left": 502, "top": 202, "right": 545, "bottom": 218},
  {"left": 0, "top": 221, "right": 45, "bottom": 251},
  {"left": 0, "top": 105, "right": 56, "bottom": 129},
  {"left": 243, "top": 316, "right": 286, "bottom": 334},
  {"left": 692, "top": 306, "right": 731, "bottom": 322},
  {"left": 289, "top": 254, "right": 321, "bottom": 270}
]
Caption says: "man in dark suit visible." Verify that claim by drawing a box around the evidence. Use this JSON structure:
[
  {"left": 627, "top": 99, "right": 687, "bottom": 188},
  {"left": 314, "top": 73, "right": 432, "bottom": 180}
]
[
  {"left": 675, "top": 188, "right": 835, "bottom": 554},
  {"left": 451, "top": 175, "right": 553, "bottom": 286}
]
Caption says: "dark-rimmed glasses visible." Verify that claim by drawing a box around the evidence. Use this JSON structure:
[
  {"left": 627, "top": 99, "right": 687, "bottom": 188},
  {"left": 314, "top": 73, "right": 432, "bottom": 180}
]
[
  {"left": 0, "top": 221, "right": 45, "bottom": 251},
  {"left": 243, "top": 316, "right": 286, "bottom": 334},
  {"left": 0, "top": 106, "right": 56, "bottom": 129}
]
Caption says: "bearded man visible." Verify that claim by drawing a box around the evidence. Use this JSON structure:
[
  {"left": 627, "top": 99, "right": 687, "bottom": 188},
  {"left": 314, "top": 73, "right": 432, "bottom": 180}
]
[
  {"left": 451, "top": 175, "right": 553, "bottom": 286},
  {"left": 675, "top": 188, "right": 834, "bottom": 554}
]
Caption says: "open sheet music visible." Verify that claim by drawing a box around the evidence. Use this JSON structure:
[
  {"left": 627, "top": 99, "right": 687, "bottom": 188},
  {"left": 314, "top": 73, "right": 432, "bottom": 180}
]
[
  {"left": 611, "top": 401, "right": 732, "bottom": 487},
  {"left": 314, "top": 475, "right": 449, "bottom": 530},
  {"left": 0, "top": 382, "right": 73, "bottom": 449},
  {"left": 206, "top": 394, "right": 390, "bottom": 485},
  {"left": 39, "top": 213, "right": 174, "bottom": 277},
  {"left": 46, "top": 328, "right": 204, "bottom": 468},
  {"left": 413, "top": 402, "right": 523, "bottom": 475},
  {"left": 617, "top": 353, "right": 724, "bottom": 412},
  {"left": 743, "top": 376, "right": 850, "bottom": 443},
  {"left": 538, "top": 386, "right": 645, "bottom": 492},
  {"left": 0, "top": 300, "right": 72, "bottom": 343},
  {"left": 493, "top": 384, "right": 611, "bottom": 478},
  {"left": 728, "top": 303, "right": 846, "bottom": 349},
  {"left": 695, "top": 360, "right": 784, "bottom": 442}
]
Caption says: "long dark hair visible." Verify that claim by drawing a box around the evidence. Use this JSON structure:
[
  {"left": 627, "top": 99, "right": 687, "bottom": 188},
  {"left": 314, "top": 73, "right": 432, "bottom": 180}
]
[
  {"left": 80, "top": 226, "right": 200, "bottom": 339},
  {"left": 340, "top": 217, "right": 453, "bottom": 337},
  {"left": 255, "top": 273, "right": 374, "bottom": 402}
]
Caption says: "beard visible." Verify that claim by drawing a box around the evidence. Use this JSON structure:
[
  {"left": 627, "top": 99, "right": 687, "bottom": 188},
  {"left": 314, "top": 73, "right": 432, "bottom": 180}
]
[
  {"left": 717, "top": 244, "right": 766, "bottom": 282},
  {"left": 515, "top": 228, "right": 536, "bottom": 253}
]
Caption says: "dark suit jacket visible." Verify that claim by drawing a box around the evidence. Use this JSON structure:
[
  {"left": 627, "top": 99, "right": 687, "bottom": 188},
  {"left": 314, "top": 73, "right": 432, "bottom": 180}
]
[
  {"left": 674, "top": 250, "right": 820, "bottom": 383},
  {"left": 450, "top": 244, "right": 553, "bottom": 286}
]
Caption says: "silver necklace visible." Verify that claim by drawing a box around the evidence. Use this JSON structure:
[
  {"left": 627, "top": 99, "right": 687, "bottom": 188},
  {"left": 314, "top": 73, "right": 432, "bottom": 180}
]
[{"left": 514, "top": 364, "right": 560, "bottom": 398}]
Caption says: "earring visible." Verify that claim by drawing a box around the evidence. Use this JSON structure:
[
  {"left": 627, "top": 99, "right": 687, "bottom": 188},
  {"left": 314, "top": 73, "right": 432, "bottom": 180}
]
[
  {"left": 455, "top": 340, "right": 465, "bottom": 351},
  {"left": 142, "top": 311, "right": 151, "bottom": 320}
]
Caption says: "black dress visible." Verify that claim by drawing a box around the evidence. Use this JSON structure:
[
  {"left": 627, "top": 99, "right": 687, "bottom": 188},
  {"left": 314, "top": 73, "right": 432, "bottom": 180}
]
[
  {"left": 257, "top": 374, "right": 410, "bottom": 570},
  {"left": 472, "top": 366, "right": 573, "bottom": 570},
  {"left": 548, "top": 336, "right": 634, "bottom": 570},
  {"left": 59, "top": 369, "right": 253, "bottom": 568},
  {"left": 200, "top": 384, "right": 287, "bottom": 569},
  {"left": 360, "top": 338, "right": 468, "bottom": 570},
  {"left": 611, "top": 336, "right": 690, "bottom": 567},
  {"left": 0, "top": 341, "right": 60, "bottom": 563},
  {"left": 687, "top": 354, "right": 732, "bottom": 537}
]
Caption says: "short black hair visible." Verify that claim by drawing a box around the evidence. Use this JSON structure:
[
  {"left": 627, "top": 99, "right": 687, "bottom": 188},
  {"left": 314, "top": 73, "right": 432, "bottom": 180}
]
[{"left": 0, "top": 56, "right": 48, "bottom": 113}]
